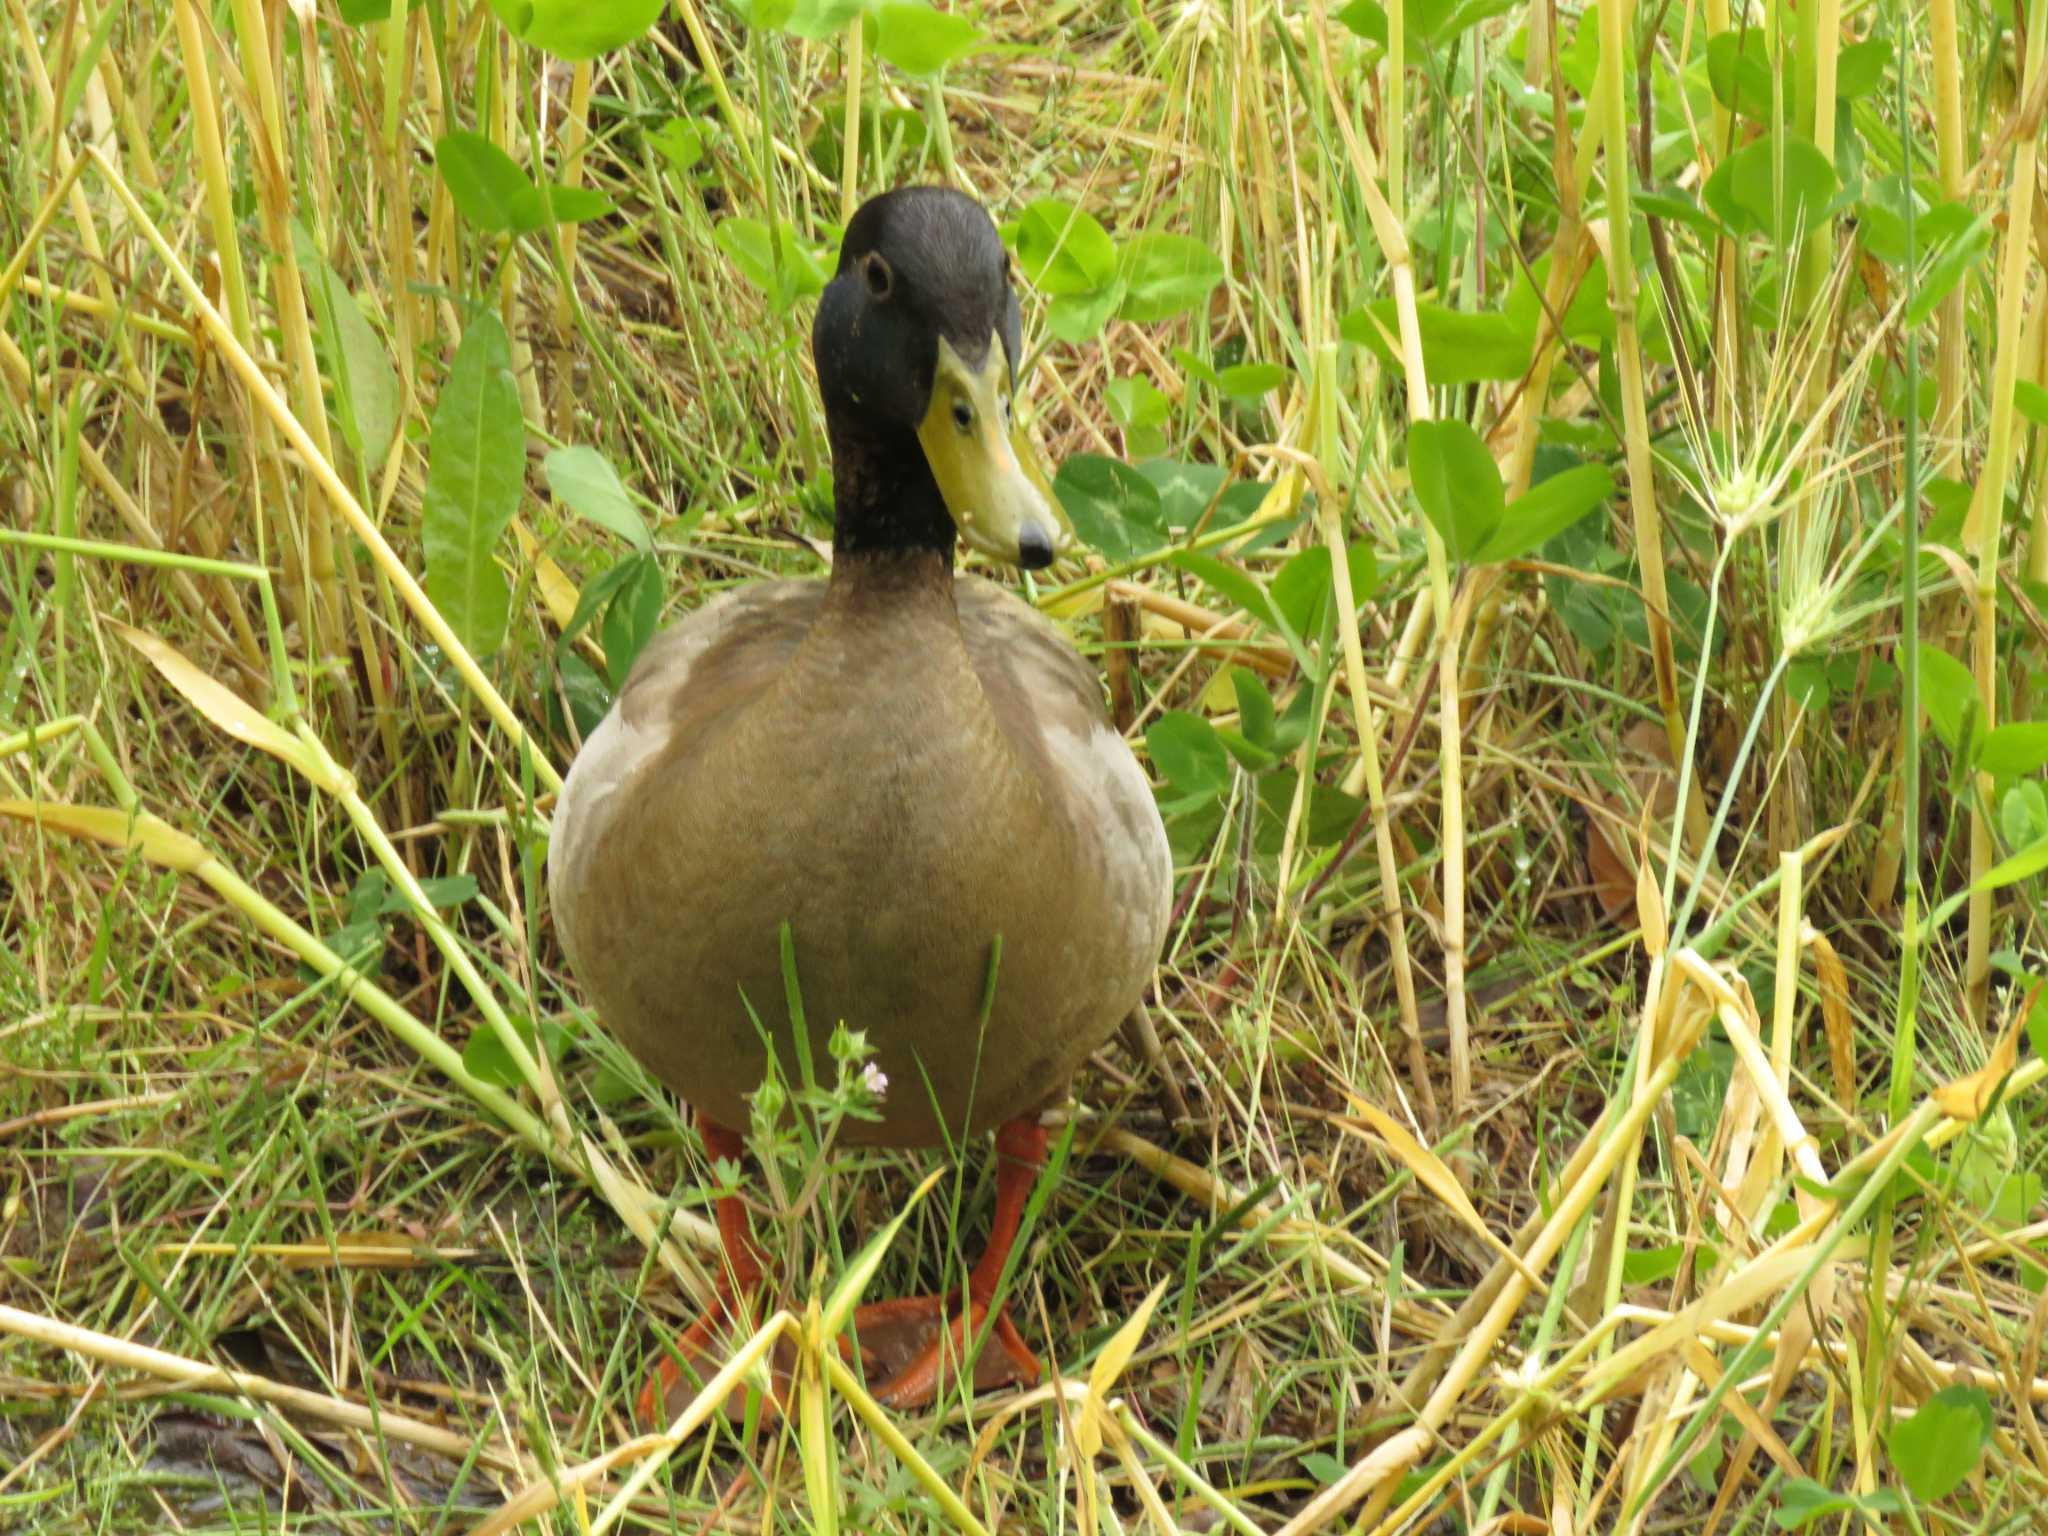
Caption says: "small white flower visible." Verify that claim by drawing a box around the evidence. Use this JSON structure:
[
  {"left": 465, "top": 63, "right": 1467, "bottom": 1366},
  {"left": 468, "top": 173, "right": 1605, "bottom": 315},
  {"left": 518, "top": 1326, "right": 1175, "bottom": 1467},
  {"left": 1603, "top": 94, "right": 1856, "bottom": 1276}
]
[{"left": 861, "top": 1064, "right": 889, "bottom": 1099}]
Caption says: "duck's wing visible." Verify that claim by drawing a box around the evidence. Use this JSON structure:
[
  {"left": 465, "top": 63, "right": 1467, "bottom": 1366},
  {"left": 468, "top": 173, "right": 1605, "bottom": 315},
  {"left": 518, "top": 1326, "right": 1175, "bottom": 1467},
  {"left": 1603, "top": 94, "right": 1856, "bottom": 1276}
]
[
  {"left": 954, "top": 574, "right": 1173, "bottom": 958},
  {"left": 547, "top": 579, "right": 825, "bottom": 963}
]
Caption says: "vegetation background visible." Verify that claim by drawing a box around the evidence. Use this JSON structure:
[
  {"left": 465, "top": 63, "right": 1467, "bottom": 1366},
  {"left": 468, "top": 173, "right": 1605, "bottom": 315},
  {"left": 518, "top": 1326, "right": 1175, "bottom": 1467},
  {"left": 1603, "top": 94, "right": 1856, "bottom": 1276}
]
[{"left": 3, "top": 0, "right": 2046, "bottom": 1529}]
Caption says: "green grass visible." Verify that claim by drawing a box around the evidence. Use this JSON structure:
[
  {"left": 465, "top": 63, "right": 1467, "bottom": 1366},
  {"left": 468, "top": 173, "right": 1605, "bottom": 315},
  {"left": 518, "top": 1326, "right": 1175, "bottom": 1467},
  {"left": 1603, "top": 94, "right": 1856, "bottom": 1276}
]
[{"left": 4, "top": 0, "right": 2048, "bottom": 1531}]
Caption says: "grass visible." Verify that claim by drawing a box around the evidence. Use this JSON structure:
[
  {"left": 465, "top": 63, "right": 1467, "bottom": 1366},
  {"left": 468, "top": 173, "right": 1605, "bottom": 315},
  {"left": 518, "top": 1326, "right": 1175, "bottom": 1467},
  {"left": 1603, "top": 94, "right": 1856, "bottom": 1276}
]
[{"left": 4, "top": 0, "right": 2048, "bottom": 1530}]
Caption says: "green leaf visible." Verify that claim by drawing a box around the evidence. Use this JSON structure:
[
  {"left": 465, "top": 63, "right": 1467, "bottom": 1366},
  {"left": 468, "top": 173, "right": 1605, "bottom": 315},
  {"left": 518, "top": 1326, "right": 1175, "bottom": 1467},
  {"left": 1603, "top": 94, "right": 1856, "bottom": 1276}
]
[
  {"left": 1334, "top": 0, "right": 1513, "bottom": 49},
  {"left": 422, "top": 313, "right": 526, "bottom": 655},
  {"left": 1836, "top": 37, "right": 1891, "bottom": 98},
  {"left": 1172, "top": 348, "right": 1222, "bottom": 389},
  {"left": 872, "top": 0, "right": 984, "bottom": 76},
  {"left": 1269, "top": 543, "right": 1378, "bottom": 641},
  {"left": 1475, "top": 463, "right": 1613, "bottom": 564},
  {"left": 1217, "top": 362, "right": 1289, "bottom": 399},
  {"left": 1700, "top": 132, "right": 1837, "bottom": 244},
  {"left": 1979, "top": 721, "right": 2048, "bottom": 778},
  {"left": 1117, "top": 233, "right": 1224, "bottom": 324},
  {"left": 1055, "top": 455, "right": 1168, "bottom": 561},
  {"left": 601, "top": 555, "right": 665, "bottom": 689},
  {"left": 1046, "top": 282, "right": 1125, "bottom": 344},
  {"left": 508, "top": 183, "right": 615, "bottom": 233},
  {"left": 2000, "top": 782, "right": 2047, "bottom": 851},
  {"left": 545, "top": 447, "right": 651, "bottom": 552},
  {"left": 1888, "top": 1385, "right": 1992, "bottom": 1503},
  {"left": 712, "top": 217, "right": 829, "bottom": 312},
  {"left": 292, "top": 223, "right": 400, "bottom": 471},
  {"left": 1106, "top": 375, "right": 1172, "bottom": 430},
  {"left": 2016, "top": 381, "right": 2048, "bottom": 428},
  {"left": 1981, "top": 831, "right": 2048, "bottom": 891},
  {"left": 1341, "top": 300, "right": 1534, "bottom": 384},
  {"left": 435, "top": 132, "right": 534, "bottom": 234},
  {"left": 1917, "top": 644, "right": 1976, "bottom": 752},
  {"left": 1408, "top": 419, "right": 1505, "bottom": 561},
  {"left": 650, "top": 117, "right": 706, "bottom": 175},
  {"left": 780, "top": 0, "right": 867, "bottom": 38},
  {"left": 1231, "top": 668, "right": 1277, "bottom": 748},
  {"left": 1772, "top": 1478, "right": 1903, "bottom": 1528},
  {"left": 1146, "top": 712, "right": 1231, "bottom": 798},
  {"left": 1704, "top": 30, "right": 1772, "bottom": 119},
  {"left": 1014, "top": 199, "right": 1118, "bottom": 296},
  {"left": 1906, "top": 207, "right": 1995, "bottom": 328},
  {"left": 484, "top": 0, "right": 666, "bottom": 59}
]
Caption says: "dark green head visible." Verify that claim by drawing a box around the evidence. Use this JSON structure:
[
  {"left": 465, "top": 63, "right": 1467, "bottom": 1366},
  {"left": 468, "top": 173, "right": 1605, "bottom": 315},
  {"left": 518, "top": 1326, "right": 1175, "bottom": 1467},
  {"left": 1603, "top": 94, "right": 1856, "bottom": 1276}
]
[{"left": 812, "top": 187, "right": 1063, "bottom": 569}]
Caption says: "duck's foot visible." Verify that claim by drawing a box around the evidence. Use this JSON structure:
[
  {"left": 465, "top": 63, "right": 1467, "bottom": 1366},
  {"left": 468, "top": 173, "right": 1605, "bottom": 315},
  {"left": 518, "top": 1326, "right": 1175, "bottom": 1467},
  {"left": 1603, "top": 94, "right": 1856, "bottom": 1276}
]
[
  {"left": 637, "top": 1120, "right": 787, "bottom": 1431},
  {"left": 854, "top": 1115, "right": 1049, "bottom": 1408},
  {"left": 851, "top": 1293, "right": 1041, "bottom": 1405},
  {"left": 637, "top": 1278, "right": 795, "bottom": 1430}
]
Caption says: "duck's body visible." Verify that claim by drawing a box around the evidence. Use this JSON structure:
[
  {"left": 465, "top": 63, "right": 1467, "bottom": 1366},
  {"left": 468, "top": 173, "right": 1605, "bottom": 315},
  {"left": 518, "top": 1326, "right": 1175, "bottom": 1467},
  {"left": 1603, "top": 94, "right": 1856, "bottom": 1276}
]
[
  {"left": 549, "top": 553, "right": 1170, "bottom": 1147},
  {"left": 549, "top": 185, "right": 1173, "bottom": 1418}
]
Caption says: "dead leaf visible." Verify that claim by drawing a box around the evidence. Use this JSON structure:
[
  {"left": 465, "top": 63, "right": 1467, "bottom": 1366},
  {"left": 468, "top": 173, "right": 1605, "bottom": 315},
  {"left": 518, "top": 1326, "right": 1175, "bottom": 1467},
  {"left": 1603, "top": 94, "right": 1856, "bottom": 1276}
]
[
  {"left": 108, "top": 621, "right": 335, "bottom": 791},
  {"left": 1931, "top": 1013, "right": 2022, "bottom": 1121}
]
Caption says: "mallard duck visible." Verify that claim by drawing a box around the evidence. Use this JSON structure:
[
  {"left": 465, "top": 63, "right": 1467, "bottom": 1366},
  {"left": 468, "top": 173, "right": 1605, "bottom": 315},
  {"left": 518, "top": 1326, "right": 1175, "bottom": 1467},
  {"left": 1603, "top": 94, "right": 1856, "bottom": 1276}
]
[{"left": 549, "top": 187, "right": 1173, "bottom": 1419}]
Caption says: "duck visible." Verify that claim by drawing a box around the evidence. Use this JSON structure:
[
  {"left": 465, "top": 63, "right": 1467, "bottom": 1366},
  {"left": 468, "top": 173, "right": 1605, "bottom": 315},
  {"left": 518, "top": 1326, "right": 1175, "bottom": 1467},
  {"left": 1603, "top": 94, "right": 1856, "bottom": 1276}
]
[{"left": 548, "top": 186, "right": 1174, "bottom": 1422}]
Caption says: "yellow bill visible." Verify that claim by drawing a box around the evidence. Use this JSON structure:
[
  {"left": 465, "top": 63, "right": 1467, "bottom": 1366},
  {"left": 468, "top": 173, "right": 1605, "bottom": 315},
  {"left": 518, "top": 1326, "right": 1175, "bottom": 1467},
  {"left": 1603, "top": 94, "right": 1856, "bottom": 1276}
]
[{"left": 917, "top": 334, "right": 1070, "bottom": 569}]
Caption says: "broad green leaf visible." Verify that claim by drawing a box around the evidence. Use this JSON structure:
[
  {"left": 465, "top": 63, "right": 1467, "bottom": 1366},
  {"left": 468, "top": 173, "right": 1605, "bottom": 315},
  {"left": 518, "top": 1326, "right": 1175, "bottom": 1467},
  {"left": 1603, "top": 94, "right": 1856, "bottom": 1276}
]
[
  {"left": 1772, "top": 1478, "right": 1903, "bottom": 1529},
  {"left": 2016, "top": 381, "right": 2048, "bottom": 428},
  {"left": 1014, "top": 199, "right": 1118, "bottom": 296},
  {"left": 1055, "top": 454, "right": 1167, "bottom": 561},
  {"left": 484, "top": 0, "right": 666, "bottom": 59},
  {"left": 1906, "top": 208, "right": 1995, "bottom": 327},
  {"left": 1408, "top": 419, "right": 1504, "bottom": 561},
  {"left": 1700, "top": 132, "right": 1837, "bottom": 244},
  {"left": 1635, "top": 188, "right": 1724, "bottom": 241},
  {"left": 1106, "top": 375, "right": 1172, "bottom": 430},
  {"left": 1138, "top": 458, "right": 1266, "bottom": 531},
  {"left": 781, "top": 0, "right": 866, "bottom": 38},
  {"left": 873, "top": 1, "right": 984, "bottom": 76},
  {"left": 338, "top": 0, "right": 391, "bottom": 19},
  {"left": 1704, "top": 30, "right": 1772, "bottom": 119},
  {"left": 1218, "top": 362, "right": 1289, "bottom": 399},
  {"left": 1836, "top": 37, "right": 1891, "bottom": 98},
  {"left": 293, "top": 223, "right": 400, "bottom": 471},
  {"left": 422, "top": 314, "right": 526, "bottom": 655},
  {"left": 1475, "top": 463, "right": 1613, "bottom": 563},
  {"left": 1855, "top": 177, "right": 1933, "bottom": 267},
  {"left": 2000, "top": 782, "right": 2048, "bottom": 851},
  {"left": 1146, "top": 712, "right": 1231, "bottom": 798},
  {"left": 508, "top": 183, "right": 615, "bottom": 233},
  {"left": 1117, "top": 233, "right": 1224, "bottom": 324},
  {"left": 1173, "top": 348, "right": 1222, "bottom": 389},
  {"left": 1888, "top": 1386, "right": 1993, "bottom": 1503},
  {"left": 1269, "top": 543, "right": 1378, "bottom": 641},
  {"left": 1335, "top": 0, "right": 1513, "bottom": 49},
  {"left": 1916, "top": 644, "right": 1976, "bottom": 752},
  {"left": 1046, "top": 282, "right": 1125, "bottom": 344},
  {"left": 435, "top": 132, "right": 534, "bottom": 234},
  {"left": 1979, "top": 721, "right": 2048, "bottom": 778},
  {"left": 1504, "top": 248, "right": 1617, "bottom": 344},
  {"left": 650, "top": 117, "right": 706, "bottom": 174},
  {"left": 1981, "top": 831, "right": 2048, "bottom": 891},
  {"left": 601, "top": 555, "right": 665, "bottom": 688},
  {"left": 1342, "top": 300, "right": 1534, "bottom": 384},
  {"left": 713, "top": 217, "right": 829, "bottom": 311},
  {"left": 1172, "top": 550, "right": 1315, "bottom": 674},
  {"left": 545, "top": 446, "right": 651, "bottom": 552},
  {"left": 1231, "top": 669, "right": 1277, "bottom": 748}
]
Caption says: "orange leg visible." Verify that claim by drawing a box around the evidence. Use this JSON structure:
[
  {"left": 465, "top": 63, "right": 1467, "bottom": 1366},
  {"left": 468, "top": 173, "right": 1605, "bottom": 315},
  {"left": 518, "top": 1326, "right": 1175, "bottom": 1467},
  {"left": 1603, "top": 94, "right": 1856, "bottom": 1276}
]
[
  {"left": 850, "top": 1117, "right": 1047, "bottom": 1408},
  {"left": 636, "top": 1119, "right": 772, "bottom": 1428}
]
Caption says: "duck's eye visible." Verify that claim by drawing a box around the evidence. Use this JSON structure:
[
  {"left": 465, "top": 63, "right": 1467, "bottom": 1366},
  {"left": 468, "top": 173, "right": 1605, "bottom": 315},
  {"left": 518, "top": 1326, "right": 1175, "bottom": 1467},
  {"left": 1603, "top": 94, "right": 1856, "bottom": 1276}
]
[
  {"left": 952, "top": 397, "right": 973, "bottom": 432},
  {"left": 862, "top": 252, "right": 894, "bottom": 299}
]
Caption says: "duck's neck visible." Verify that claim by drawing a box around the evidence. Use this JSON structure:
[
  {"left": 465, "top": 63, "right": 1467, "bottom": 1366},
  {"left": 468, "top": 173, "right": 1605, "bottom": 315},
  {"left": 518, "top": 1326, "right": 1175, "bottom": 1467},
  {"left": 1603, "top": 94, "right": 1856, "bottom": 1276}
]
[
  {"left": 826, "top": 544, "right": 957, "bottom": 613},
  {"left": 826, "top": 416, "right": 958, "bottom": 564}
]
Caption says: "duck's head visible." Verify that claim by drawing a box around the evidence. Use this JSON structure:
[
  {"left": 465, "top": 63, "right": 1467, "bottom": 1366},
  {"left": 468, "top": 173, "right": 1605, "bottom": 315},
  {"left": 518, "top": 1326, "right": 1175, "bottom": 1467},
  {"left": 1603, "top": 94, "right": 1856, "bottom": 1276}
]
[{"left": 813, "top": 187, "right": 1066, "bottom": 571}]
